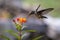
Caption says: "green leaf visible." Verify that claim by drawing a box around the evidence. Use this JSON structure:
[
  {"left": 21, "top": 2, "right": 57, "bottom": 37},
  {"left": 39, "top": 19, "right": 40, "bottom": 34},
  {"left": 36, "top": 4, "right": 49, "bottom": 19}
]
[
  {"left": 24, "top": 30, "right": 36, "bottom": 32},
  {"left": 7, "top": 30, "right": 20, "bottom": 40},
  {"left": 0, "top": 35, "right": 10, "bottom": 40},
  {"left": 8, "top": 30, "right": 21, "bottom": 40},
  {"left": 7, "top": 30, "right": 18, "bottom": 37},
  {"left": 15, "top": 23, "right": 22, "bottom": 31},
  {"left": 32, "top": 36, "right": 43, "bottom": 40}
]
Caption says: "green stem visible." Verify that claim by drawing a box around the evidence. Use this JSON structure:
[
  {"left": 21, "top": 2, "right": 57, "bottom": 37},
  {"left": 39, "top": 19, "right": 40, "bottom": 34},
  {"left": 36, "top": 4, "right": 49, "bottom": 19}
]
[{"left": 19, "top": 23, "right": 23, "bottom": 40}]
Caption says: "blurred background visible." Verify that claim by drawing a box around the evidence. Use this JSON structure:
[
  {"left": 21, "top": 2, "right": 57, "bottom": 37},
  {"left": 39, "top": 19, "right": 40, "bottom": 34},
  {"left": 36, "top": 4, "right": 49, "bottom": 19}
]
[{"left": 0, "top": 0, "right": 60, "bottom": 40}]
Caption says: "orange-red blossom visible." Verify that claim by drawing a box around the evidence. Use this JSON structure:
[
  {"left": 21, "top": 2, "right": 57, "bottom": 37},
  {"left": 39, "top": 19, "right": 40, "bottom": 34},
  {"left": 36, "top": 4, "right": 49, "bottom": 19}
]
[{"left": 16, "top": 17, "right": 27, "bottom": 23}]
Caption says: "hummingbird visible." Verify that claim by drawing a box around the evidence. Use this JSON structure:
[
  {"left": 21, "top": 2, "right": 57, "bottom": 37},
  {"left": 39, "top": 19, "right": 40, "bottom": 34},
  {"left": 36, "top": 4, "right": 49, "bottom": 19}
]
[{"left": 28, "top": 5, "right": 54, "bottom": 19}]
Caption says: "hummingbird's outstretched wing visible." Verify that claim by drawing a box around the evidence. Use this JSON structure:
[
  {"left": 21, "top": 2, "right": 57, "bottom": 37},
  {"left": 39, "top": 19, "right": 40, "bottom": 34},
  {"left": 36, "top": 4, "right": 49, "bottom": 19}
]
[
  {"left": 28, "top": 5, "right": 40, "bottom": 17},
  {"left": 29, "top": 5, "right": 40, "bottom": 16},
  {"left": 37, "top": 8, "right": 54, "bottom": 15},
  {"left": 36, "top": 5, "right": 40, "bottom": 12}
]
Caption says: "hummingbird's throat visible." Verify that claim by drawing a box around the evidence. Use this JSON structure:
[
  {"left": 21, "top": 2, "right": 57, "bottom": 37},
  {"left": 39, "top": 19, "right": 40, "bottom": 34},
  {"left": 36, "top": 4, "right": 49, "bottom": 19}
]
[{"left": 35, "top": 14, "right": 41, "bottom": 18}]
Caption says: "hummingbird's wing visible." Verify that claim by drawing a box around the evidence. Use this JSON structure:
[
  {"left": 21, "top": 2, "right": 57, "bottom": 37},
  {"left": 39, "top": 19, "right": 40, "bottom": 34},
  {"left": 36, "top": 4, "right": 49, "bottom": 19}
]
[
  {"left": 28, "top": 5, "right": 40, "bottom": 17},
  {"left": 37, "top": 8, "right": 54, "bottom": 15},
  {"left": 36, "top": 5, "right": 40, "bottom": 12}
]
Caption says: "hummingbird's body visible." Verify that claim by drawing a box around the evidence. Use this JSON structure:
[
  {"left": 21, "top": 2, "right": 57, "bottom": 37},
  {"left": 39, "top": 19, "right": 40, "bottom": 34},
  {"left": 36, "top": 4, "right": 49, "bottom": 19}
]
[
  {"left": 35, "top": 12, "right": 47, "bottom": 19},
  {"left": 28, "top": 5, "right": 54, "bottom": 19},
  {"left": 29, "top": 10, "right": 48, "bottom": 19}
]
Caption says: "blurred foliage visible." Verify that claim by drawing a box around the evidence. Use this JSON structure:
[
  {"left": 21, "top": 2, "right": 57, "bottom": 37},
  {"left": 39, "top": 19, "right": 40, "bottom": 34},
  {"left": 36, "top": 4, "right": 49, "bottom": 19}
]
[
  {"left": 0, "top": 21, "right": 42, "bottom": 40},
  {"left": 24, "top": 30, "right": 36, "bottom": 32},
  {"left": 0, "top": 35, "right": 10, "bottom": 40},
  {"left": 32, "top": 36, "right": 43, "bottom": 40},
  {"left": 7, "top": 30, "right": 20, "bottom": 40},
  {"left": 15, "top": 23, "right": 22, "bottom": 31}
]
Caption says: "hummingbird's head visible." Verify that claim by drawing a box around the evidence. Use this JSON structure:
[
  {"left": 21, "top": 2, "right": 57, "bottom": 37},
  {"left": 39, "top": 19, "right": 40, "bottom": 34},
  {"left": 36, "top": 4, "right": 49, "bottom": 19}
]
[
  {"left": 30, "top": 11, "right": 35, "bottom": 14},
  {"left": 28, "top": 11, "right": 35, "bottom": 17}
]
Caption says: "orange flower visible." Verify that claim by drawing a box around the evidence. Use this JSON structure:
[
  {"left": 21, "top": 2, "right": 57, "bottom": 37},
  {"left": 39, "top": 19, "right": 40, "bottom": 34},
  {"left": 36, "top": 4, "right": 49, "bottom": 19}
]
[{"left": 16, "top": 17, "right": 27, "bottom": 23}]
